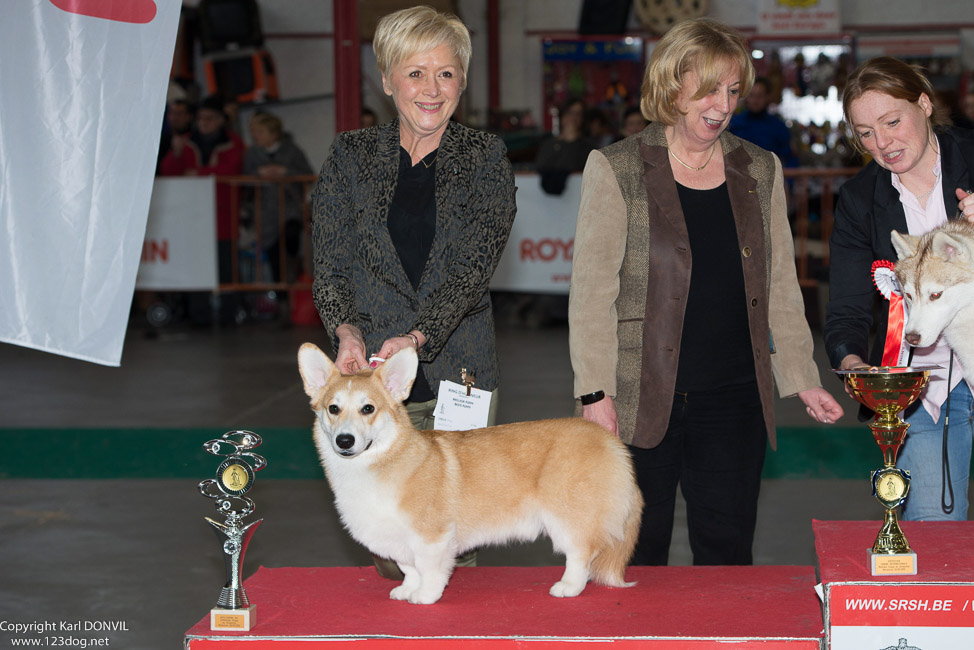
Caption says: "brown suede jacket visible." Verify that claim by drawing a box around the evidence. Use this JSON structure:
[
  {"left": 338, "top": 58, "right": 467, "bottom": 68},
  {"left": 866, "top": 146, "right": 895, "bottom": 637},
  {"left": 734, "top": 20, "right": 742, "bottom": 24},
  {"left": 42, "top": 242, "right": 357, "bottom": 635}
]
[{"left": 568, "top": 122, "right": 821, "bottom": 449}]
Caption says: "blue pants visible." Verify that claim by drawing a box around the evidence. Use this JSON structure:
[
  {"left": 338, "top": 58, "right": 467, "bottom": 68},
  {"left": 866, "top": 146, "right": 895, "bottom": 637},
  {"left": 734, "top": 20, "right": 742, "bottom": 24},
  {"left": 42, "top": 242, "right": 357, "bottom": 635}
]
[{"left": 897, "top": 381, "right": 973, "bottom": 521}]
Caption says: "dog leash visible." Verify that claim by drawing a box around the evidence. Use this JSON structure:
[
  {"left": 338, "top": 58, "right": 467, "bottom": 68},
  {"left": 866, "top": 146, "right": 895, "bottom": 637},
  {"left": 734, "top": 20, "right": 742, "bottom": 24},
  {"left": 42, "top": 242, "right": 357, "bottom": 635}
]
[{"left": 905, "top": 346, "right": 955, "bottom": 515}]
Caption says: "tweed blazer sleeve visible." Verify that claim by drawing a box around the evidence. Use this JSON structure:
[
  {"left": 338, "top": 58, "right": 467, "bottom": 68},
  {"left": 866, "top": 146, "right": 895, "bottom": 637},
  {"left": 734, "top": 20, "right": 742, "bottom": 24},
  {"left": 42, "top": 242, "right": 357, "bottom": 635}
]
[
  {"left": 568, "top": 150, "right": 628, "bottom": 397},
  {"left": 412, "top": 132, "right": 516, "bottom": 358},
  {"left": 767, "top": 155, "right": 822, "bottom": 396}
]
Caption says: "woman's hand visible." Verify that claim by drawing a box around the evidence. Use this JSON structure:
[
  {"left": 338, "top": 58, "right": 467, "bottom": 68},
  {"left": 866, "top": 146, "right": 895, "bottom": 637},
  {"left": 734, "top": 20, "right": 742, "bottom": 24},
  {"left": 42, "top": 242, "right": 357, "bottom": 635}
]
[
  {"left": 582, "top": 396, "right": 620, "bottom": 439},
  {"left": 334, "top": 324, "right": 368, "bottom": 375},
  {"left": 838, "top": 353, "right": 871, "bottom": 398},
  {"left": 797, "top": 387, "right": 845, "bottom": 424},
  {"left": 374, "top": 330, "right": 427, "bottom": 365},
  {"left": 956, "top": 188, "right": 974, "bottom": 223}
]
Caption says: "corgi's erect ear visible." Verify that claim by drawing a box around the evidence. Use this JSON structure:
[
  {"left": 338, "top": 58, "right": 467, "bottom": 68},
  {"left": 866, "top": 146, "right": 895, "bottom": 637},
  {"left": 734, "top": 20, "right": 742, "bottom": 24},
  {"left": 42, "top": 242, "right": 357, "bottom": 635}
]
[
  {"left": 930, "top": 230, "right": 973, "bottom": 263},
  {"left": 298, "top": 343, "right": 337, "bottom": 398},
  {"left": 376, "top": 347, "right": 418, "bottom": 403},
  {"left": 891, "top": 230, "right": 920, "bottom": 260}
]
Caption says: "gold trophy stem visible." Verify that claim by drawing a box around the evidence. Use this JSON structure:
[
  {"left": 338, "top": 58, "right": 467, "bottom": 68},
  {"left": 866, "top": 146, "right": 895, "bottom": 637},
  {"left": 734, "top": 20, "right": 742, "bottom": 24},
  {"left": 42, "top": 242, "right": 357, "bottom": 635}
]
[{"left": 873, "top": 508, "right": 911, "bottom": 555}]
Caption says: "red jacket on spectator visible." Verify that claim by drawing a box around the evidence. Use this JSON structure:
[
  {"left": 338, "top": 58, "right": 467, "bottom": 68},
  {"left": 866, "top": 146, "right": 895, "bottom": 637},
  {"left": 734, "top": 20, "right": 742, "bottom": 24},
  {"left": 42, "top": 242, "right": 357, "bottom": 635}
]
[{"left": 158, "top": 130, "right": 245, "bottom": 241}]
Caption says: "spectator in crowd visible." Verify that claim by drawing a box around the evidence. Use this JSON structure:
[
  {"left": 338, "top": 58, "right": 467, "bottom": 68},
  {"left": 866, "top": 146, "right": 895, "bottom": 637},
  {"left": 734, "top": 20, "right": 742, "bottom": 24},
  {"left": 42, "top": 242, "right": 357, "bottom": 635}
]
[
  {"left": 585, "top": 107, "right": 616, "bottom": 148},
  {"left": 964, "top": 90, "right": 974, "bottom": 127},
  {"left": 243, "top": 111, "right": 313, "bottom": 283},
  {"left": 157, "top": 99, "right": 195, "bottom": 173},
  {"left": 535, "top": 97, "right": 593, "bottom": 194},
  {"left": 311, "top": 6, "right": 516, "bottom": 577},
  {"left": 361, "top": 107, "right": 378, "bottom": 128},
  {"left": 569, "top": 18, "right": 842, "bottom": 567},
  {"left": 159, "top": 95, "right": 246, "bottom": 324},
  {"left": 729, "top": 76, "right": 799, "bottom": 167},
  {"left": 620, "top": 105, "right": 649, "bottom": 139},
  {"left": 826, "top": 56, "right": 974, "bottom": 522}
]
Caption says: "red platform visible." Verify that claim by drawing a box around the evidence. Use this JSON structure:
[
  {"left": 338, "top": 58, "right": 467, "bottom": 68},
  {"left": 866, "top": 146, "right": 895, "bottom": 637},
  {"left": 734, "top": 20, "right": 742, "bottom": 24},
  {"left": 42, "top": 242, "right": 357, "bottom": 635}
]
[
  {"left": 814, "top": 519, "right": 974, "bottom": 648},
  {"left": 185, "top": 565, "right": 823, "bottom": 648}
]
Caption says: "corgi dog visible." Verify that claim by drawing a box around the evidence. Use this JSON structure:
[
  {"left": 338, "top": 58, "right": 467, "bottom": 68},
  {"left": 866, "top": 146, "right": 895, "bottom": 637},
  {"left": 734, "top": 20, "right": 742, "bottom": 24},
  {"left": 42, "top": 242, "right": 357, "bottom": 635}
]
[{"left": 297, "top": 343, "right": 643, "bottom": 604}]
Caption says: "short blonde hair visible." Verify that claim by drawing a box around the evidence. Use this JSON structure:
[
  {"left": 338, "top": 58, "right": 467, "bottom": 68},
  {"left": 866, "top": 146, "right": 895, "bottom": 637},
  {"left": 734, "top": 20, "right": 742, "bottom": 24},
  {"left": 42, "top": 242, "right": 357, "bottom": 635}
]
[
  {"left": 373, "top": 5, "right": 472, "bottom": 91},
  {"left": 640, "top": 18, "right": 754, "bottom": 126},
  {"left": 842, "top": 56, "right": 950, "bottom": 156}
]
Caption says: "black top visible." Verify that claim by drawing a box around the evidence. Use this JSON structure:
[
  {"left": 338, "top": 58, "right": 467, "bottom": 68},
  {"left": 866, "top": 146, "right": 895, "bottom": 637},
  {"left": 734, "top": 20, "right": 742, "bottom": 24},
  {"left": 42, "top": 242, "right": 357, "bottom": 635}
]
[
  {"left": 674, "top": 182, "right": 756, "bottom": 391},
  {"left": 387, "top": 146, "right": 437, "bottom": 402}
]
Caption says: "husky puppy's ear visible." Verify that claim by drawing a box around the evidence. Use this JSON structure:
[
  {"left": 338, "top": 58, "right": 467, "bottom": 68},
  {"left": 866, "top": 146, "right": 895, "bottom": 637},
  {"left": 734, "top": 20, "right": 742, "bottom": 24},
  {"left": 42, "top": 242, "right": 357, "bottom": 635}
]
[
  {"left": 298, "top": 343, "right": 337, "bottom": 398},
  {"left": 891, "top": 230, "right": 920, "bottom": 260},
  {"left": 376, "top": 348, "right": 418, "bottom": 403},
  {"left": 930, "top": 231, "right": 972, "bottom": 263}
]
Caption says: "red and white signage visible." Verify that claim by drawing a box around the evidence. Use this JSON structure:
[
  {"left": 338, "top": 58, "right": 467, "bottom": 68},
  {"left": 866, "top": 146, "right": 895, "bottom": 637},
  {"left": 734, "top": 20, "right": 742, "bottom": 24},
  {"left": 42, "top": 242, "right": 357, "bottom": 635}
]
[
  {"left": 826, "top": 582, "right": 974, "bottom": 647},
  {"left": 0, "top": 0, "right": 180, "bottom": 366},
  {"left": 757, "top": 0, "right": 840, "bottom": 37},
  {"left": 490, "top": 174, "right": 579, "bottom": 295},
  {"left": 136, "top": 179, "right": 218, "bottom": 291}
]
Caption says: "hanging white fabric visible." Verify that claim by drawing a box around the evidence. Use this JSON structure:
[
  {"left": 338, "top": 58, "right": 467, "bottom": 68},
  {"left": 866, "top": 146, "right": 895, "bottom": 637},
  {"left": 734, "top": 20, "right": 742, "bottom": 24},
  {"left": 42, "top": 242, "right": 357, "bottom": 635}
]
[{"left": 0, "top": 0, "right": 181, "bottom": 366}]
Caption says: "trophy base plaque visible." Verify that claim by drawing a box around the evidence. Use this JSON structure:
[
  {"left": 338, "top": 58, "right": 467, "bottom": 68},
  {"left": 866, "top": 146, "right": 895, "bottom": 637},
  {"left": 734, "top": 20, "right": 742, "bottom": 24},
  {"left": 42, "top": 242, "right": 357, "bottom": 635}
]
[
  {"left": 868, "top": 550, "right": 917, "bottom": 576},
  {"left": 210, "top": 605, "right": 256, "bottom": 631}
]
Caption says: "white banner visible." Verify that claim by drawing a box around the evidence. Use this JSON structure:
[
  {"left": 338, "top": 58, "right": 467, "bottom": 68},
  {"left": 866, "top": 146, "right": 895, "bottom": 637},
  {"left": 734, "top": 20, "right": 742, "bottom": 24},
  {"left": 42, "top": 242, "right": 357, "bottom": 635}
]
[
  {"left": 0, "top": 0, "right": 181, "bottom": 366},
  {"left": 490, "top": 173, "right": 580, "bottom": 295},
  {"left": 136, "top": 179, "right": 218, "bottom": 291},
  {"left": 757, "top": 0, "right": 840, "bottom": 37}
]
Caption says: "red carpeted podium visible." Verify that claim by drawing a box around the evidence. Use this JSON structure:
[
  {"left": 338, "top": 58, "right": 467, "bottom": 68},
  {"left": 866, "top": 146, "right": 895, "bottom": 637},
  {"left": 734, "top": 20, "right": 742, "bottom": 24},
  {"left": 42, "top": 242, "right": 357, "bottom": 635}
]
[
  {"left": 185, "top": 565, "right": 823, "bottom": 648},
  {"left": 814, "top": 519, "right": 974, "bottom": 648}
]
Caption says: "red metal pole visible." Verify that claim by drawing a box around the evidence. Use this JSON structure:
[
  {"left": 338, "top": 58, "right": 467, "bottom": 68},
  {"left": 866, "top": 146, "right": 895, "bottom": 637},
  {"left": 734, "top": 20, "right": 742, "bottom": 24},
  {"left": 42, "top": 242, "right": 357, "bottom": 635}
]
[
  {"left": 487, "top": 0, "right": 500, "bottom": 115},
  {"left": 333, "top": 0, "right": 361, "bottom": 133}
]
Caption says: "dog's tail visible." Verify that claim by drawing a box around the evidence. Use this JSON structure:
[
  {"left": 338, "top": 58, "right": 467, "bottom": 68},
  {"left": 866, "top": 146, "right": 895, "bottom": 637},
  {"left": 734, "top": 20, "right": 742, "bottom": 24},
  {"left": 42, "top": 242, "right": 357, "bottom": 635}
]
[{"left": 589, "top": 478, "right": 643, "bottom": 588}]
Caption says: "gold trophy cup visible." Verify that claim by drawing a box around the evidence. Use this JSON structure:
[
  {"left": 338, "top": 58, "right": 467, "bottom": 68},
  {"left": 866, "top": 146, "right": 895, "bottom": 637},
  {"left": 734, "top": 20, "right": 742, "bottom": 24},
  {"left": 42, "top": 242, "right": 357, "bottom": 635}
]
[{"left": 835, "top": 366, "right": 935, "bottom": 576}]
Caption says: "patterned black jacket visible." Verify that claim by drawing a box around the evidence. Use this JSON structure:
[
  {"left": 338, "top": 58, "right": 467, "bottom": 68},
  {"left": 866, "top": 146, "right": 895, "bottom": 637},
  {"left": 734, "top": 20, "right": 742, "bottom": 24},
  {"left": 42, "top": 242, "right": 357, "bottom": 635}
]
[{"left": 311, "top": 118, "right": 517, "bottom": 392}]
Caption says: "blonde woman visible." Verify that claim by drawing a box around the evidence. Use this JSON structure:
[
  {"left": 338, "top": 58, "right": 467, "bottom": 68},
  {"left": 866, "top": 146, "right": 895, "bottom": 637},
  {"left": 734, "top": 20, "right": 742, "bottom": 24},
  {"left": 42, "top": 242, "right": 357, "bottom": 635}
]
[{"left": 569, "top": 18, "right": 842, "bottom": 566}]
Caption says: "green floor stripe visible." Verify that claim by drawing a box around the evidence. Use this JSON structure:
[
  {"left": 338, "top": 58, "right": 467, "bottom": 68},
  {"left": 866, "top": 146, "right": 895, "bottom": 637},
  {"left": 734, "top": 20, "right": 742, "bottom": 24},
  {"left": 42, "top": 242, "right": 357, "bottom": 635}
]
[
  {"left": 0, "top": 428, "right": 324, "bottom": 480},
  {"left": 2, "top": 426, "right": 972, "bottom": 480},
  {"left": 763, "top": 426, "right": 877, "bottom": 480}
]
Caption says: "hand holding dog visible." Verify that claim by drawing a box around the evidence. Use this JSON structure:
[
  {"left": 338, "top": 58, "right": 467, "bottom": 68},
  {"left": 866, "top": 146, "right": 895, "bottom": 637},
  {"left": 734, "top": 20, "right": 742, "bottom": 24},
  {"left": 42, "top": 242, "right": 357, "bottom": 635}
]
[
  {"left": 335, "top": 324, "right": 368, "bottom": 374},
  {"left": 956, "top": 188, "right": 974, "bottom": 223},
  {"left": 798, "top": 387, "right": 844, "bottom": 424},
  {"left": 375, "top": 331, "right": 427, "bottom": 365}
]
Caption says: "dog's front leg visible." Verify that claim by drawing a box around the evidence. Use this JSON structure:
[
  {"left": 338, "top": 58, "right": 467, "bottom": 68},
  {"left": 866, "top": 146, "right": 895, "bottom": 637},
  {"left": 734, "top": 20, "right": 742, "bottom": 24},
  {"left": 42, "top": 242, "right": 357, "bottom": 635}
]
[
  {"left": 406, "top": 549, "right": 455, "bottom": 605},
  {"left": 389, "top": 564, "right": 423, "bottom": 602}
]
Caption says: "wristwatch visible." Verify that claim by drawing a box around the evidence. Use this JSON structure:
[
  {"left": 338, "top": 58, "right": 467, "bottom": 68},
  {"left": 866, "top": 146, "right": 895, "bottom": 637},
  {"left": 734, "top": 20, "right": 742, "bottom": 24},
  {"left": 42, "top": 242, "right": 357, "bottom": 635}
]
[{"left": 580, "top": 390, "right": 605, "bottom": 405}]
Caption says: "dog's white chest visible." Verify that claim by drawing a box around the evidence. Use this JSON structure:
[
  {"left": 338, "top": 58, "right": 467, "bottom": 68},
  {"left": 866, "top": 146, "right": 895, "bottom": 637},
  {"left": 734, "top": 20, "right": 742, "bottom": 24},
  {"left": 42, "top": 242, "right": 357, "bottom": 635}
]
[{"left": 325, "top": 460, "right": 416, "bottom": 556}]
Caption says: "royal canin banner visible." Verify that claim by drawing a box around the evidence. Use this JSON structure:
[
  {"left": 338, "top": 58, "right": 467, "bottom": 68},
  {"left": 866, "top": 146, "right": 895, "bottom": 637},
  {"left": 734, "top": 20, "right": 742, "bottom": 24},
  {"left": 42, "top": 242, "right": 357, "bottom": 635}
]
[
  {"left": 490, "top": 174, "right": 578, "bottom": 295},
  {"left": 0, "top": 1, "right": 180, "bottom": 365}
]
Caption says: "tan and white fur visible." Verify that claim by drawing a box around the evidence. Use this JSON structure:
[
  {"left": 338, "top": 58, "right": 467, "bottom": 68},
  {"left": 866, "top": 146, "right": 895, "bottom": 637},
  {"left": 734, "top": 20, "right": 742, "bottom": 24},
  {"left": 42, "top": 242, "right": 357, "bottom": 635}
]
[
  {"left": 298, "top": 343, "right": 643, "bottom": 605},
  {"left": 892, "top": 220, "right": 974, "bottom": 383}
]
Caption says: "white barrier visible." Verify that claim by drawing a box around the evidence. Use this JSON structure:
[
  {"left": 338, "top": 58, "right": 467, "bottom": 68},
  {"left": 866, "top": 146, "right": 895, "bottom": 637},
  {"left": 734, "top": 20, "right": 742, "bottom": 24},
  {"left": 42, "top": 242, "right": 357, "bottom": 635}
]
[
  {"left": 136, "top": 178, "right": 218, "bottom": 291},
  {"left": 489, "top": 173, "right": 580, "bottom": 295}
]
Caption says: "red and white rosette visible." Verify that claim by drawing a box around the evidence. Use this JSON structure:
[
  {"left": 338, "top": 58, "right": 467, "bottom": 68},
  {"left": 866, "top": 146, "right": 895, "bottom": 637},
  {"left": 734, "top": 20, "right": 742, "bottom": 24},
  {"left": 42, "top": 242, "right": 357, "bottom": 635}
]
[{"left": 871, "top": 260, "right": 909, "bottom": 366}]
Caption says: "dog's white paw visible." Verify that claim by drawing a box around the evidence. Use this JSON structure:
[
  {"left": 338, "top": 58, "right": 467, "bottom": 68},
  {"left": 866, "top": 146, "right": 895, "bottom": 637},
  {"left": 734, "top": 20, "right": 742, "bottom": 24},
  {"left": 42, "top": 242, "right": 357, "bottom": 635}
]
[
  {"left": 389, "top": 584, "right": 413, "bottom": 601},
  {"left": 549, "top": 580, "right": 585, "bottom": 598},
  {"left": 408, "top": 588, "right": 444, "bottom": 605}
]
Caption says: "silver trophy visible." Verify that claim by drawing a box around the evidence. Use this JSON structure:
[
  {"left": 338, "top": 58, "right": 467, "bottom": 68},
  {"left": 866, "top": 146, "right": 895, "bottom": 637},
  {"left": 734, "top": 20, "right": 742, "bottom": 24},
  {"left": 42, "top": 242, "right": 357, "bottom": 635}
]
[{"left": 199, "top": 430, "right": 266, "bottom": 631}]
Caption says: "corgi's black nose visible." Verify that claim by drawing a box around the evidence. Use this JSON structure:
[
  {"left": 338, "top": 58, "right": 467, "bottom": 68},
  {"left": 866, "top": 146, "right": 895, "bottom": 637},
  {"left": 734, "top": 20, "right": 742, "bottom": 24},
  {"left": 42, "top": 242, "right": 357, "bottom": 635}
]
[
  {"left": 905, "top": 332, "right": 921, "bottom": 346},
  {"left": 336, "top": 433, "right": 355, "bottom": 450}
]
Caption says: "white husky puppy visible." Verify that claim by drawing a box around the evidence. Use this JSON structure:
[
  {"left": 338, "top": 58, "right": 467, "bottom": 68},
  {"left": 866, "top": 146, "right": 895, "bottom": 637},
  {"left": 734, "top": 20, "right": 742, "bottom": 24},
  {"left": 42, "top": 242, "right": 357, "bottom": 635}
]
[
  {"left": 892, "top": 219, "right": 974, "bottom": 383},
  {"left": 297, "top": 343, "right": 643, "bottom": 605}
]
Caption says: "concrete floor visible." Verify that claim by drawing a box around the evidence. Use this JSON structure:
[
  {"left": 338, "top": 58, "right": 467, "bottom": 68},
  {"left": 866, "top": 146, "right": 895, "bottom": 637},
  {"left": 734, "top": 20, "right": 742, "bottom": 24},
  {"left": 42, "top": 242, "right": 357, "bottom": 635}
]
[{"left": 0, "top": 309, "right": 966, "bottom": 649}]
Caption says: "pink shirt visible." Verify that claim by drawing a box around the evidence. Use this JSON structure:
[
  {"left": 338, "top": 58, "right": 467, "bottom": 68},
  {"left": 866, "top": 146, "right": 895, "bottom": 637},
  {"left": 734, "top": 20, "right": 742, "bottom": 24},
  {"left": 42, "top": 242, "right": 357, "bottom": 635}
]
[{"left": 892, "top": 153, "right": 968, "bottom": 421}]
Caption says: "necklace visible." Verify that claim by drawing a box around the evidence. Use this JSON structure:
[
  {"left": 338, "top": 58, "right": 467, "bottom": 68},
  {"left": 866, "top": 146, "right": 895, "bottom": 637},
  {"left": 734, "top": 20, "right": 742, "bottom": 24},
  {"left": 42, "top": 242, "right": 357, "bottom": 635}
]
[
  {"left": 420, "top": 154, "right": 437, "bottom": 169},
  {"left": 915, "top": 185, "right": 936, "bottom": 202},
  {"left": 666, "top": 142, "right": 717, "bottom": 171}
]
